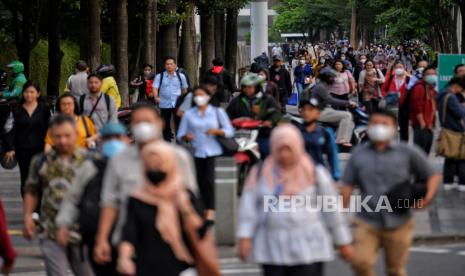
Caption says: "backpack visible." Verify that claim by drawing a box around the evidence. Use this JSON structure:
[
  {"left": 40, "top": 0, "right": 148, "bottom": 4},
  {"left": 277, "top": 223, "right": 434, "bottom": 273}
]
[
  {"left": 399, "top": 81, "right": 426, "bottom": 122},
  {"left": 79, "top": 93, "right": 110, "bottom": 116},
  {"left": 177, "top": 68, "right": 191, "bottom": 89},
  {"left": 77, "top": 157, "right": 107, "bottom": 240},
  {"left": 158, "top": 70, "right": 185, "bottom": 95}
]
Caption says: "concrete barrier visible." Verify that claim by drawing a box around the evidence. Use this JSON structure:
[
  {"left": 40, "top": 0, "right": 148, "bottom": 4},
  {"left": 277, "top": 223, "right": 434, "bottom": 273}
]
[{"left": 215, "top": 157, "right": 238, "bottom": 246}]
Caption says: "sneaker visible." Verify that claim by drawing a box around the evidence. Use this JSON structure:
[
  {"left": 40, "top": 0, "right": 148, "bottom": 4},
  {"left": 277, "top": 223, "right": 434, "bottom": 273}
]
[
  {"left": 444, "top": 183, "right": 458, "bottom": 191},
  {"left": 458, "top": 185, "right": 465, "bottom": 192}
]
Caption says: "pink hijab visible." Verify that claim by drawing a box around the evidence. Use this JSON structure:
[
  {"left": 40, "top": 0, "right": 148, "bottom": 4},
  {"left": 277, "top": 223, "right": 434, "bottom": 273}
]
[{"left": 245, "top": 124, "right": 315, "bottom": 195}]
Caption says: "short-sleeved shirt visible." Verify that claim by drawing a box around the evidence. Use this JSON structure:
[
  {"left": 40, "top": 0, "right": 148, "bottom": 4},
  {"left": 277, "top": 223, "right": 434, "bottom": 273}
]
[
  {"left": 342, "top": 142, "right": 435, "bottom": 229},
  {"left": 24, "top": 149, "right": 92, "bottom": 240},
  {"left": 66, "top": 72, "right": 89, "bottom": 99},
  {"left": 45, "top": 115, "right": 96, "bottom": 148},
  {"left": 329, "top": 71, "right": 354, "bottom": 95},
  {"left": 153, "top": 71, "right": 188, "bottom": 109}
]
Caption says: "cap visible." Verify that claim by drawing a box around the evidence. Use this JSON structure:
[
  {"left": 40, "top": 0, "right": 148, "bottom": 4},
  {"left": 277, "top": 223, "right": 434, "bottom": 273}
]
[
  {"left": 299, "top": 96, "right": 323, "bottom": 110},
  {"left": 100, "top": 122, "right": 127, "bottom": 137}
]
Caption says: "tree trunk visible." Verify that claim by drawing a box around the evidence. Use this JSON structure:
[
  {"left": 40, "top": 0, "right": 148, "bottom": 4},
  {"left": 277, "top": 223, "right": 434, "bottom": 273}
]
[
  {"left": 460, "top": 2, "right": 465, "bottom": 53},
  {"left": 80, "top": 0, "right": 89, "bottom": 61},
  {"left": 180, "top": 1, "right": 197, "bottom": 85},
  {"left": 115, "top": 0, "right": 129, "bottom": 107},
  {"left": 225, "top": 8, "right": 238, "bottom": 82},
  {"left": 214, "top": 11, "right": 226, "bottom": 61},
  {"left": 88, "top": 0, "right": 101, "bottom": 70},
  {"left": 158, "top": 0, "right": 178, "bottom": 62},
  {"left": 143, "top": 0, "right": 156, "bottom": 66},
  {"left": 200, "top": 12, "right": 215, "bottom": 79},
  {"left": 110, "top": 0, "right": 118, "bottom": 65},
  {"left": 47, "top": 0, "right": 61, "bottom": 97}
]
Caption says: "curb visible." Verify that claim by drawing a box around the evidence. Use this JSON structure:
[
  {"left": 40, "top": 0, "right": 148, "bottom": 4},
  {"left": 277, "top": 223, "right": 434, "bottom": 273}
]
[{"left": 413, "top": 233, "right": 465, "bottom": 244}]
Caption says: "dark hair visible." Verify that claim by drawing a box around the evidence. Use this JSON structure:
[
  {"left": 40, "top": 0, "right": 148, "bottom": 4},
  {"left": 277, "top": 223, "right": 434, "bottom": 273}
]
[
  {"left": 18, "top": 80, "right": 44, "bottom": 108},
  {"left": 212, "top": 58, "right": 224, "bottom": 66},
  {"left": 257, "top": 68, "right": 270, "bottom": 80},
  {"left": 454, "top": 64, "right": 465, "bottom": 74},
  {"left": 370, "top": 109, "right": 398, "bottom": 125},
  {"left": 131, "top": 102, "right": 161, "bottom": 118},
  {"left": 87, "top": 73, "right": 103, "bottom": 81},
  {"left": 332, "top": 59, "right": 346, "bottom": 72},
  {"left": 142, "top": 64, "right": 153, "bottom": 70},
  {"left": 448, "top": 76, "right": 465, "bottom": 89},
  {"left": 163, "top": 56, "right": 177, "bottom": 64},
  {"left": 56, "top": 93, "right": 79, "bottom": 115},
  {"left": 416, "top": 59, "right": 429, "bottom": 68},
  {"left": 203, "top": 76, "right": 219, "bottom": 86},
  {"left": 193, "top": 85, "right": 212, "bottom": 96},
  {"left": 393, "top": 60, "right": 405, "bottom": 67},
  {"left": 364, "top": 59, "right": 375, "bottom": 67},
  {"left": 49, "top": 114, "right": 76, "bottom": 130},
  {"left": 423, "top": 65, "right": 437, "bottom": 75},
  {"left": 76, "top": 60, "right": 88, "bottom": 71}
]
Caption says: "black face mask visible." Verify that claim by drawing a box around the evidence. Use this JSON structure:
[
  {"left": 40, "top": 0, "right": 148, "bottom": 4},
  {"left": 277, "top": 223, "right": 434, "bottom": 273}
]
[{"left": 146, "top": 170, "right": 167, "bottom": 186}]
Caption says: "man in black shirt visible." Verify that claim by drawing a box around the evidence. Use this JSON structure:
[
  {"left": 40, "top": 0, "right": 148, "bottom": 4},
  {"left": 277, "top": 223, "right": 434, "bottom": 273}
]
[{"left": 269, "top": 55, "right": 292, "bottom": 113}]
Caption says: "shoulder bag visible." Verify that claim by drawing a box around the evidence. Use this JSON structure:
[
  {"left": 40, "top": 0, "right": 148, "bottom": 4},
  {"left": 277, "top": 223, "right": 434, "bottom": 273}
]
[{"left": 435, "top": 94, "right": 465, "bottom": 159}]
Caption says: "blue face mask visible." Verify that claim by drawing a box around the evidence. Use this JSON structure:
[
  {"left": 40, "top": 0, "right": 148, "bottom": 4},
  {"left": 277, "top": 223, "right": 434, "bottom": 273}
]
[
  {"left": 424, "top": 75, "right": 438, "bottom": 86},
  {"left": 102, "top": 139, "right": 126, "bottom": 158}
]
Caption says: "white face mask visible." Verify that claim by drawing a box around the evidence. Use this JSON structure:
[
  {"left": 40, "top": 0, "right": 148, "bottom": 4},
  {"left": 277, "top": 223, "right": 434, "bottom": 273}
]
[
  {"left": 300, "top": 60, "right": 306, "bottom": 65},
  {"left": 395, "top": 68, "right": 405, "bottom": 76},
  {"left": 132, "top": 122, "right": 161, "bottom": 144},
  {"left": 360, "top": 59, "right": 367, "bottom": 64},
  {"left": 194, "top": 95, "right": 210, "bottom": 106},
  {"left": 367, "top": 124, "right": 395, "bottom": 142}
]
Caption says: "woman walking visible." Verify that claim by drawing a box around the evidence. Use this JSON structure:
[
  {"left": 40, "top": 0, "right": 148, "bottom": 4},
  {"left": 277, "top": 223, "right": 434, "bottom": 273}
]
[
  {"left": 117, "top": 141, "right": 219, "bottom": 276},
  {"left": 329, "top": 59, "right": 357, "bottom": 110},
  {"left": 4, "top": 80, "right": 51, "bottom": 196},
  {"left": 44, "top": 93, "right": 97, "bottom": 151},
  {"left": 237, "top": 124, "right": 353, "bottom": 276},
  {"left": 177, "top": 85, "right": 234, "bottom": 221}
]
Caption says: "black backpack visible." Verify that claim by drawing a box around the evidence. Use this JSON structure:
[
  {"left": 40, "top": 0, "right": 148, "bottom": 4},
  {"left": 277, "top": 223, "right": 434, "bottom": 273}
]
[
  {"left": 79, "top": 93, "right": 111, "bottom": 116},
  {"left": 77, "top": 157, "right": 107, "bottom": 240}
]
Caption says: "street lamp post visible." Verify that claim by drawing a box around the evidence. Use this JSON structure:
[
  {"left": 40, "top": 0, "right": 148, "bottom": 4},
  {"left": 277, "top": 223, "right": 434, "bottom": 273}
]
[{"left": 250, "top": 0, "right": 269, "bottom": 62}]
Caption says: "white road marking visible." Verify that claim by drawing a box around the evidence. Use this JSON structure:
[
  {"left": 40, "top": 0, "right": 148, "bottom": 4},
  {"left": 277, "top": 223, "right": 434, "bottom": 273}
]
[
  {"left": 410, "top": 247, "right": 451, "bottom": 254},
  {"left": 221, "top": 268, "right": 262, "bottom": 274}
]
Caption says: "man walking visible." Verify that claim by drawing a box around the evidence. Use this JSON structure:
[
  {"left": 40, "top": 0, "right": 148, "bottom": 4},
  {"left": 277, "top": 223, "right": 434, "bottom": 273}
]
[
  {"left": 269, "top": 55, "right": 292, "bottom": 113},
  {"left": 152, "top": 56, "right": 189, "bottom": 141},
  {"left": 341, "top": 110, "right": 441, "bottom": 276},
  {"left": 80, "top": 74, "right": 118, "bottom": 131},
  {"left": 22, "top": 114, "right": 95, "bottom": 275},
  {"left": 66, "top": 60, "right": 89, "bottom": 99}
]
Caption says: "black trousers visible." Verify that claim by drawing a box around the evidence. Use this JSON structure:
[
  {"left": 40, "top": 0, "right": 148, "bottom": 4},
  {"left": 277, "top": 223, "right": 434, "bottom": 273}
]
[
  {"left": 443, "top": 158, "right": 465, "bottom": 185},
  {"left": 413, "top": 126, "right": 433, "bottom": 154},
  {"left": 362, "top": 99, "right": 379, "bottom": 115},
  {"left": 262, "top": 263, "right": 323, "bottom": 276},
  {"left": 194, "top": 157, "right": 216, "bottom": 210},
  {"left": 16, "top": 148, "right": 42, "bottom": 197},
  {"left": 160, "top": 108, "right": 180, "bottom": 142}
]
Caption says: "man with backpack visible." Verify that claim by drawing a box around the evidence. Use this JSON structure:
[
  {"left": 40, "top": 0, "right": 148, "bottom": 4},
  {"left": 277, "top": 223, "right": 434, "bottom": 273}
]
[
  {"left": 269, "top": 55, "right": 292, "bottom": 113},
  {"left": 55, "top": 122, "right": 129, "bottom": 275},
  {"left": 205, "top": 58, "right": 235, "bottom": 103},
  {"left": 152, "top": 56, "right": 189, "bottom": 141},
  {"left": 409, "top": 66, "right": 438, "bottom": 154},
  {"left": 80, "top": 74, "right": 118, "bottom": 131}
]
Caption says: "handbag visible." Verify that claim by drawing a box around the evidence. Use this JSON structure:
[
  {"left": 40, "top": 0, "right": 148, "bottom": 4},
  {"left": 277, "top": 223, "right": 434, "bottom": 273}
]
[
  {"left": 215, "top": 107, "right": 239, "bottom": 156},
  {"left": 287, "top": 84, "right": 298, "bottom": 106},
  {"left": 435, "top": 94, "right": 465, "bottom": 159},
  {"left": 387, "top": 181, "right": 427, "bottom": 214},
  {"left": 185, "top": 223, "right": 221, "bottom": 276}
]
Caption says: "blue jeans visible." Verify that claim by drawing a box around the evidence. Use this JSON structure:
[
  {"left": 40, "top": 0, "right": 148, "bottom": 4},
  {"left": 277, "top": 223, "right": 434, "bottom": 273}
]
[
  {"left": 296, "top": 82, "right": 308, "bottom": 97},
  {"left": 257, "top": 137, "right": 270, "bottom": 159}
]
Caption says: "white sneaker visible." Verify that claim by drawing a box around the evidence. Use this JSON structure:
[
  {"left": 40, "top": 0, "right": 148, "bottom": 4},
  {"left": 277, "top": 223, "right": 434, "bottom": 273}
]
[
  {"left": 444, "top": 183, "right": 458, "bottom": 190},
  {"left": 458, "top": 185, "right": 465, "bottom": 192}
]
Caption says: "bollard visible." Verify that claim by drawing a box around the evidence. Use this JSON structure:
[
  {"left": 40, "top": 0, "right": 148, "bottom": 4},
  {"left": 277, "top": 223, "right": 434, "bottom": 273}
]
[{"left": 215, "top": 157, "right": 238, "bottom": 246}]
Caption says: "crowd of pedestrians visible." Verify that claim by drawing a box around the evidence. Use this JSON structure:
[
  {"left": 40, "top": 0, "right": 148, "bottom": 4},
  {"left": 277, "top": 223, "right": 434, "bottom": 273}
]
[{"left": 0, "top": 35, "right": 463, "bottom": 276}]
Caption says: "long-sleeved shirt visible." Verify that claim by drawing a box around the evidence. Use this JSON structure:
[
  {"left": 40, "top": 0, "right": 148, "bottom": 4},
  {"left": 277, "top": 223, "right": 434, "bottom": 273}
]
[
  {"left": 101, "top": 77, "right": 121, "bottom": 109},
  {"left": 269, "top": 66, "right": 292, "bottom": 98},
  {"left": 153, "top": 71, "right": 188, "bottom": 109},
  {"left": 293, "top": 122, "right": 340, "bottom": 180},
  {"left": 237, "top": 165, "right": 351, "bottom": 265},
  {"left": 436, "top": 88, "right": 465, "bottom": 132},
  {"left": 177, "top": 105, "right": 234, "bottom": 158},
  {"left": 409, "top": 80, "right": 436, "bottom": 128},
  {"left": 4, "top": 101, "right": 51, "bottom": 151},
  {"left": 2, "top": 73, "right": 26, "bottom": 100},
  {"left": 80, "top": 92, "right": 118, "bottom": 130},
  {"left": 309, "top": 82, "right": 351, "bottom": 109}
]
